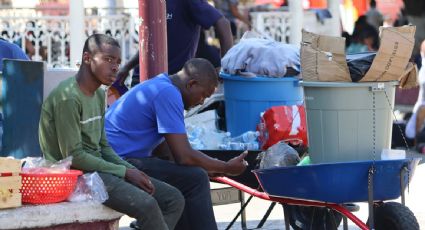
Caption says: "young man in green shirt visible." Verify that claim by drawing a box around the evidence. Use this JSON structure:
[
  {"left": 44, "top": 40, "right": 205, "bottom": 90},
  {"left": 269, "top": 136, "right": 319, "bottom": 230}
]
[{"left": 39, "top": 34, "right": 184, "bottom": 230}]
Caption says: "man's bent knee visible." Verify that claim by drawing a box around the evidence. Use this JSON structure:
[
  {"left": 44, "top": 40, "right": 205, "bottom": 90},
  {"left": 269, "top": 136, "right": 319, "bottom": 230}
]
[
  {"left": 136, "top": 196, "right": 168, "bottom": 229},
  {"left": 186, "top": 166, "right": 209, "bottom": 183}
]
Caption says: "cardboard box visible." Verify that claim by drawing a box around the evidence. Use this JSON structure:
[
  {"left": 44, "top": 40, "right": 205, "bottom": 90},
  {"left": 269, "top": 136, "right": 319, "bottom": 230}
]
[
  {"left": 301, "top": 26, "right": 416, "bottom": 84},
  {"left": 0, "top": 157, "right": 22, "bottom": 209}
]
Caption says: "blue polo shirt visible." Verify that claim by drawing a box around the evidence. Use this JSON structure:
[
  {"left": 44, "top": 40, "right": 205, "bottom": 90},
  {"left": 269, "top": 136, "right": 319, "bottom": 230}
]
[
  {"left": 0, "top": 39, "right": 29, "bottom": 71},
  {"left": 105, "top": 73, "right": 186, "bottom": 158},
  {"left": 167, "top": 0, "right": 222, "bottom": 74}
]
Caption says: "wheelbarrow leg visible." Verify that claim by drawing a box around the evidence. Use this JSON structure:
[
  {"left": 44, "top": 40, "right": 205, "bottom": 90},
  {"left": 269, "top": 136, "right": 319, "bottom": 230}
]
[
  {"left": 225, "top": 194, "right": 253, "bottom": 230},
  {"left": 400, "top": 165, "right": 408, "bottom": 206},
  {"left": 240, "top": 191, "right": 247, "bottom": 229},
  {"left": 256, "top": 202, "right": 277, "bottom": 228},
  {"left": 368, "top": 166, "right": 375, "bottom": 230},
  {"left": 282, "top": 205, "right": 291, "bottom": 230},
  {"left": 343, "top": 216, "right": 348, "bottom": 230}
]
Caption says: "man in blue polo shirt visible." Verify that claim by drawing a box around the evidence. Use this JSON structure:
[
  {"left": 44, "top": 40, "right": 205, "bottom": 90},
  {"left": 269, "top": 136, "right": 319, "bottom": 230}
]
[
  {"left": 105, "top": 58, "right": 247, "bottom": 230},
  {"left": 0, "top": 38, "right": 29, "bottom": 71},
  {"left": 115, "top": 0, "right": 233, "bottom": 85}
]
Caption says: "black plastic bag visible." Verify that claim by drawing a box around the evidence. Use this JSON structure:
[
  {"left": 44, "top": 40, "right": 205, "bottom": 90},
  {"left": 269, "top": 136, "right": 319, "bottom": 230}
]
[{"left": 346, "top": 52, "right": 376, "bottom": 82}]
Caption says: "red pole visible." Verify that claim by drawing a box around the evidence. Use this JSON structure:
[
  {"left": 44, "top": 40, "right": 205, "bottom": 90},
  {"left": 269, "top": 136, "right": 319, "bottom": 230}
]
[{"left": 138, "top": 0, "right": 167, "bottom": 82}]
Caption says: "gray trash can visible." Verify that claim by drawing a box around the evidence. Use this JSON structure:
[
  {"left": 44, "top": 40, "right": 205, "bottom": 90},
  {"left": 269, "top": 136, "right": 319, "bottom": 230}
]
[{"left": 301, "top": 81, "right": 397, "bottom": 163}]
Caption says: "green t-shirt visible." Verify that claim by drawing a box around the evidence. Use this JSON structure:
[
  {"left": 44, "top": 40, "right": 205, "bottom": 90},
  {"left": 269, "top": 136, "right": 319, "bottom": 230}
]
[{"left": 39, "top": 76, "right": 134, "bottom": 177}]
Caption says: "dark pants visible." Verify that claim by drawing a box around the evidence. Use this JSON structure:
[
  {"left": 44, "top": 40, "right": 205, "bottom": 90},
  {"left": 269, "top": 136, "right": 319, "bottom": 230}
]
[
  {"left": 98, "top": 172, "right": 184, "bottom": 230},
  {"left": 126, "top": 157, "right": 218, "bottom": 230}
]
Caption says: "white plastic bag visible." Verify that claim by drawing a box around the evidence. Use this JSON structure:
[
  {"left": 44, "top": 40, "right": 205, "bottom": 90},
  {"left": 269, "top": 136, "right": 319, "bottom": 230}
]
[
  {"left": 22, "top": 156, "right": 73, "bottom": 173},
  {"left": 221, "top": 31, "right": 300, "bottom": 77},
  {"left": 68, "top": 172, "right": 108, "bottom": 203}
]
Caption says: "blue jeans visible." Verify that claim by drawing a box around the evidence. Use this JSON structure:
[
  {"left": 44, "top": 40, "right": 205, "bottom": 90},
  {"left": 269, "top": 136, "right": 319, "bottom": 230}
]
[{"left": 126, "top": 157, "right": 218, "bottom": 230}]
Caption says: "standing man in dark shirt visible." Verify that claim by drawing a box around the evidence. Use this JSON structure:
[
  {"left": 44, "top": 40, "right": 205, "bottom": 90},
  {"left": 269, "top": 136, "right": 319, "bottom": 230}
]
[
  {"left": 115, "top": 0, "right": 233, "bottom": 85},
  {"left": 214, "top": 0, "right": 251, "bottom": 37}
]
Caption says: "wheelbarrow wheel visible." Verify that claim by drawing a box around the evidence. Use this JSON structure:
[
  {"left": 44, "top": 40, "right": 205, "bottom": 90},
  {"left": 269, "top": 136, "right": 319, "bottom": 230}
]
[
  {"left": 283, "top": 205, "right": 342, "bottom": 230},
  {"left": 373, "top": 202, "right": 419, "bottom": 230}
]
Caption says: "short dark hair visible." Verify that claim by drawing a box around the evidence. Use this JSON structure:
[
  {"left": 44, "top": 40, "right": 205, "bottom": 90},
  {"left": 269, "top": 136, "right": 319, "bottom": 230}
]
[
  {"left": 82, "top": 34, "right": 120, "bottom": 54},
  {"left": 183, "top": 58, "right": 218, "bottom": 86}
]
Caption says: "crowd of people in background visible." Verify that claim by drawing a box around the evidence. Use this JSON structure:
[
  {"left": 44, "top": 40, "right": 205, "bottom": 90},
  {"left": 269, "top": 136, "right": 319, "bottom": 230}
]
[{"left": 0, "top": 0, "right": 414, "bottom": 69}]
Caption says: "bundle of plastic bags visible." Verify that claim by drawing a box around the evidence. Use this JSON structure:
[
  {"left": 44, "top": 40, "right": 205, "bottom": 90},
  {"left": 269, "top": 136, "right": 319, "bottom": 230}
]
[
  {"left": 258, "top": 141, "right": 300, "bottom": 169},
  {"left": 221, "top": 31, "right": 300, "bottom": 77}
]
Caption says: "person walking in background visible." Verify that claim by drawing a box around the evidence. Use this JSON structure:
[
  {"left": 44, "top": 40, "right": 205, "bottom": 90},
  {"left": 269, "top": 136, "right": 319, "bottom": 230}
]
[
  {"left": 406, "top": 40, "right": 425, "bottom": 153},
  {"left": 213, "top": 0, "right": 251, "bottom": 37},
  {"left": 115, "top": 0, "right": 233, "bottom": 87},
  {"left": 0, "top": 38, "right": 29, "bottom": 72},
  {"left": 346, "top": 16, "right": 379, "bottom": 54},
  {"left": 365, "top": 0, "right": 384, "bottom": 31},
  {"left": 39, "top": 34, "right": 184, "bottom": 230}
]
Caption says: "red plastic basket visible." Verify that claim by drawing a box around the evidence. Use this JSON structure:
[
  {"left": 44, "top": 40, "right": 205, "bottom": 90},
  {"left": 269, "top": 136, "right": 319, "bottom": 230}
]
[{"left": 20, "top": 170, "right": 83, "bottom": 204}]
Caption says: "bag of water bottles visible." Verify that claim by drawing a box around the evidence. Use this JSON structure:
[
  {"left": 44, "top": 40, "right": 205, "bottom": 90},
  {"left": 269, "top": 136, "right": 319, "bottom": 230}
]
[
  {"left": 219, "top": 131, "right": 260, "bottom": 150},
  {"left": 258, "top": 141, "right": 300, "bottom": 169}
]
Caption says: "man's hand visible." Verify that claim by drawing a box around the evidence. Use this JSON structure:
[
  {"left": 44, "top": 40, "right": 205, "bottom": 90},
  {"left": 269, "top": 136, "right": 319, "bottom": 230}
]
[
  {"left": 125, "top": 168, "right": 155, "bottom": 195},
  {"left": 116, "top": 67, "right": 130, "bottom": 85},
  {"left": 224, "top": 151, "right": 248, "bottom": 176}
]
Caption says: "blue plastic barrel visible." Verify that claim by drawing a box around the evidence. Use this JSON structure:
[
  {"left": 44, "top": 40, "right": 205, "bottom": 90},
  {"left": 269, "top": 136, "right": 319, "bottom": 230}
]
[{"left": 220, "top": 73, "right": 303, "bottom": 136}]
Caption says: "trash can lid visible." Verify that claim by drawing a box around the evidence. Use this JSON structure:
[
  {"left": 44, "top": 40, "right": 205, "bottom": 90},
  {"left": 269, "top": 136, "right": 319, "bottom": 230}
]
[
  {"left": 300, "top": 81, "right": 399, "bottom": 88},
  {"left": 220, "top": 73, "right": 299, "bottom": 82}
]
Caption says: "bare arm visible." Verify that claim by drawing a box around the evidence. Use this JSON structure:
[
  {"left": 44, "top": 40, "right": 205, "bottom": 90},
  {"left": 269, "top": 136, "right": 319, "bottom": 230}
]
[
  {"left": 152, "top": 141, "right": 174, "bottom": 161},
  {"left": 164, "top": 133, "right": 247, "bottom": 175},
  {"left": 214, "top": 16, "right": 234, "bottom": 57},
  {"left": 116, "top": 51, "right": 140, "bottom": 85},
  {"left": 416, "top": 107, "right": 425, "bottom": 139},
  {"left": 229, "top": 4, "right": 251, "bottom": 28}
]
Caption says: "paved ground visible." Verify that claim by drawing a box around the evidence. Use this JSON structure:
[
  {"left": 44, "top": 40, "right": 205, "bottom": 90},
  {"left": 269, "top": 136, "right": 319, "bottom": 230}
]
[{"left": 119, "top": 152, "right": 425, "bottom": 230}]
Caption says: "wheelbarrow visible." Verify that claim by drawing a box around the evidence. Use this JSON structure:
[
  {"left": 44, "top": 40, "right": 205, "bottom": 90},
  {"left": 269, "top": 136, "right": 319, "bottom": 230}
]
[{"left": 208, "top": 150, "right": 421, "bottom": 230}]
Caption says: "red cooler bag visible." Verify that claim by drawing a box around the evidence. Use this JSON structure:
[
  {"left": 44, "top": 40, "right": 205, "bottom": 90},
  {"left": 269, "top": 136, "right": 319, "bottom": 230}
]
[{"left": 257, "top": 105, "right": 308, "bottom": 150}]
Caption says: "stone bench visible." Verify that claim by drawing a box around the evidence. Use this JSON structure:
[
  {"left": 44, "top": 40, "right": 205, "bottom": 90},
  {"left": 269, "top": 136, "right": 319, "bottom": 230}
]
[{"left": 0, "top": 202, "right": 124, "bottom": 230}]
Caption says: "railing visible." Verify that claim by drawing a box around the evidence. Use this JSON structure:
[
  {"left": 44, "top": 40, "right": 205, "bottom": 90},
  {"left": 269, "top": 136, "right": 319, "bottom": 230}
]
[
  {"left": 0, "top": 14, "right": 138, "bottom": 68},
  {"left": 0, "top": 6, "right": 139, "bottom": 17},
  {"left": 250, "top": 11, "right": 292, "bottom": 43},
  {"left": 0, "top": 7, "right": 332, "bottom": 68}
]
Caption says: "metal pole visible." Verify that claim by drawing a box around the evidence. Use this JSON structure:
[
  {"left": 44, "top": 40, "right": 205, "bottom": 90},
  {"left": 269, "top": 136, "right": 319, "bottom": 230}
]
[
  {"left": 69, "top": 0, "right": 85, "bottom": 68},
  {"left": 288, "top": 0, "right": 303, "bottom": 46},
  {"left": 138, "top": 0, "right": 167, "bottom": 82},
  {"left": 368, "top": 166, "right": 375, "bottom": 230},
  {"left": 327, "top": 0, "right": 342, "bottom": 36}
]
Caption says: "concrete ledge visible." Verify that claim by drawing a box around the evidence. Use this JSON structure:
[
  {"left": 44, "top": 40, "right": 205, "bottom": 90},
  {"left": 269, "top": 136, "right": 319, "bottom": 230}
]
[{"left": 0, "top": 201, "right": 124, "bottom": 229}]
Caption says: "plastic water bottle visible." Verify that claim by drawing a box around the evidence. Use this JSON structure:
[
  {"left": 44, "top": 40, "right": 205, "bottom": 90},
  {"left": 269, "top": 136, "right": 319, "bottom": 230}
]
[
  {"left": 202, "top": 131, "right": 229, "bottom": 149},
  {"left": 186, "top": 125, "right": 204, "bottom": 142},
  {"left": 219, "top": 144, "right": 230, "bottom": 150},
  {"left": 229, "top": 142, "right": 245, "bottom": 150},
  {"left": 222, "top": 132, "right": 231, "bottom": 143},
  {"left": 190, "top": 139, "right": 205, "bottom": 150},
  {"left": 230, "top": 131, "right": 259, "bottom": 143},
  {"left": 244, "top": 141, "right": 259, "bottom": 150},
  {"left": 219, "top": 141, "right": 259, "bottom": 150},
  {"left": 218, "top": 142, "right": 244, "bottom": 150}
]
